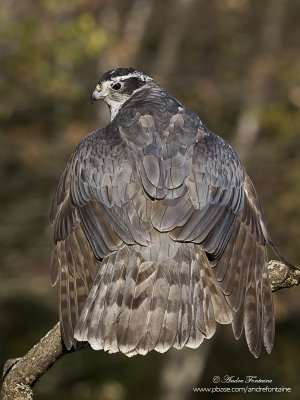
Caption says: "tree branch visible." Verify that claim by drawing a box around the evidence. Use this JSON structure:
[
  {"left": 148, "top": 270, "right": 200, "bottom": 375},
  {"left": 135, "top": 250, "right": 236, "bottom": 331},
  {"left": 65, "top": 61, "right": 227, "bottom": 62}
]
[
  {"left": 1, "top": 260, "right": 299, "bottom": 399},
  {"left": 1, "top": 323, "right": 67, "bottom": 400},
  {"left": 268, "top": 260, "right": 300, "bottom": 292}
]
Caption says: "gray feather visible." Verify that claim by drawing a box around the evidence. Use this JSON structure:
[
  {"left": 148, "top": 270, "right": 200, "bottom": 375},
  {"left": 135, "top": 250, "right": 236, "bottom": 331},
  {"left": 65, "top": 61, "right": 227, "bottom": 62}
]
[{"left": 50, "top": 71, "right": 283, "bottom": 358}]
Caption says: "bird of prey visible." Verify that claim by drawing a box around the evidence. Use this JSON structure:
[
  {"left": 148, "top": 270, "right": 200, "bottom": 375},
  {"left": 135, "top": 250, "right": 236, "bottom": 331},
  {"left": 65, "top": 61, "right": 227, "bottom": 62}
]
[{"left": 50, "top": 67, "right": 292, "bottom": 358}]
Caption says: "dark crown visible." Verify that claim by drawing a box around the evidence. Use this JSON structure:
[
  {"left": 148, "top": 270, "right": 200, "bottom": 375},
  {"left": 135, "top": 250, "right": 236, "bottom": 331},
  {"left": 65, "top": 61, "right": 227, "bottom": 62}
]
[{"left": 99, "top": 68, "right": 139, "bottom": 83}]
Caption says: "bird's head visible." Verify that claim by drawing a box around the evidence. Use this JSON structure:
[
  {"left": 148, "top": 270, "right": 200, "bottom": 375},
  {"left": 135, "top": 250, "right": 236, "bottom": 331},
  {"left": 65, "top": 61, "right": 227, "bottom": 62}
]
[{"left": 91, "top": 67, "right": 153, "bottom": 120}]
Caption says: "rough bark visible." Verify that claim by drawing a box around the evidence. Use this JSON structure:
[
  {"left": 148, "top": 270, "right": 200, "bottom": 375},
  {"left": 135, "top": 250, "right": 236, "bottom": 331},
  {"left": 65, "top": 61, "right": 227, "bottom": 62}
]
[
  {"left": 1, "top": 260, "right": 299, "bottom": 399},
  {"left": 268, "top": 260, "right": 300, "bottom": 292},
  {"left": 1, "top": 324, "right": 68, "bottom": 400}
]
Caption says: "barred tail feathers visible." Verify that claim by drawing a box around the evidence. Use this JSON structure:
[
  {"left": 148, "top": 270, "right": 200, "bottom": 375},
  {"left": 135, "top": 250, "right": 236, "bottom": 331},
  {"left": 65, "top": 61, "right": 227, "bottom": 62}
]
[{"left": 74, "top": 244, "right": 232, "bottom": 356}]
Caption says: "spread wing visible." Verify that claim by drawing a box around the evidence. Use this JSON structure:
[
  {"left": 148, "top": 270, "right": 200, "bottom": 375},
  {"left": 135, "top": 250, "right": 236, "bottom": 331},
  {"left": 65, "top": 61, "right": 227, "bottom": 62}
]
[
  {"left": 50, "top": 124, "right": 129, "bottom": 349},
  {"left": 51, "top": 95, "right": 274, "bottom": 356},
  {"left": 132, "top": 106, "right": 274, "bottom": 356}
]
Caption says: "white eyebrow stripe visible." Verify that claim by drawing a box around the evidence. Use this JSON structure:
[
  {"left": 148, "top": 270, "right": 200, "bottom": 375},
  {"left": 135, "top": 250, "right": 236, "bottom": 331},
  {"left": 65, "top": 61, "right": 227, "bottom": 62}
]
[{"left": 113, "top": 72, "right": 153, "bottom": 82}]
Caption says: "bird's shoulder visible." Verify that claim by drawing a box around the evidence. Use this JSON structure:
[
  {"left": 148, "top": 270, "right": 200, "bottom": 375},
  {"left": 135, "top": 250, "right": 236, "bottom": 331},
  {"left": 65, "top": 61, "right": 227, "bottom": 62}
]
[{"left": 193, "top": 129, "right": 245, "bottom": 189}]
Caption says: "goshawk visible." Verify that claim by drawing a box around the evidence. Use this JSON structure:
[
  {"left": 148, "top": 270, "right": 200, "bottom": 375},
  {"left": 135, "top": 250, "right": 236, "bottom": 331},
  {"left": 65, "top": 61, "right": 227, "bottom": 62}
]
[{"left": 50, "top": 67, "right": 292, "bottom": 357}]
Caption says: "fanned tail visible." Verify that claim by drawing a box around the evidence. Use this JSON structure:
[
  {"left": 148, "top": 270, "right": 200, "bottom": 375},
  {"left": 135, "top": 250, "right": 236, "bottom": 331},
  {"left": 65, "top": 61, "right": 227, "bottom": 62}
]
[{"left": 74, "top": 243, "right": 232, "bottom": 356}]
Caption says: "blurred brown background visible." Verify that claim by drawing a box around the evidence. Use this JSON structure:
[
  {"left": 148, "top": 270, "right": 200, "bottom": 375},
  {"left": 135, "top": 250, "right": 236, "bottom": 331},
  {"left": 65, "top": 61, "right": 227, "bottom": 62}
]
[{"left": 1, "top": 0, "right": 300, "bottom": 399}]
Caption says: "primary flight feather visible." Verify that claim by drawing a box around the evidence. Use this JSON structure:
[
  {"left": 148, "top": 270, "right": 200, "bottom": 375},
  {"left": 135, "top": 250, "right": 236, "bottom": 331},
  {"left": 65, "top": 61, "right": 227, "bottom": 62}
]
[{"left": 50, "top": 67, "right": 291, "bottom": 357}]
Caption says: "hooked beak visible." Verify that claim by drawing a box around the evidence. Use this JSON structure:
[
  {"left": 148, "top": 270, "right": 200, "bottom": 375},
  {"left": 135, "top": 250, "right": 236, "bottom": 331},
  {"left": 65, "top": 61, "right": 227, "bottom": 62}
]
[{"left": 91, "top": 86, "right": 104, "bottom": 104}]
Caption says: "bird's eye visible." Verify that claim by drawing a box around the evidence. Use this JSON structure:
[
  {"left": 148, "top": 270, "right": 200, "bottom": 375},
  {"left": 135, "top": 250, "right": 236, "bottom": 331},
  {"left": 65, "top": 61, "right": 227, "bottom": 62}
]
[{"left": 112, "top": 82, "right": 121, "bottom": 90}]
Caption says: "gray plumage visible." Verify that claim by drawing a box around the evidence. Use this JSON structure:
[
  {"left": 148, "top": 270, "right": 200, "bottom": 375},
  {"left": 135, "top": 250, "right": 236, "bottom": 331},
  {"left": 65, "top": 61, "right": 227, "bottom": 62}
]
[{"left": 50, "top": 67, "right": 291, "bottom": 357}]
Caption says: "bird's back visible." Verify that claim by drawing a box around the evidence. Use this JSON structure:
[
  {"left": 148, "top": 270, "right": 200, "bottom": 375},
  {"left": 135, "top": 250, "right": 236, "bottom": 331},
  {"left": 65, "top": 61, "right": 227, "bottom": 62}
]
[{"left": 50, "top": 68, "right": 290, "bottom": 357}]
